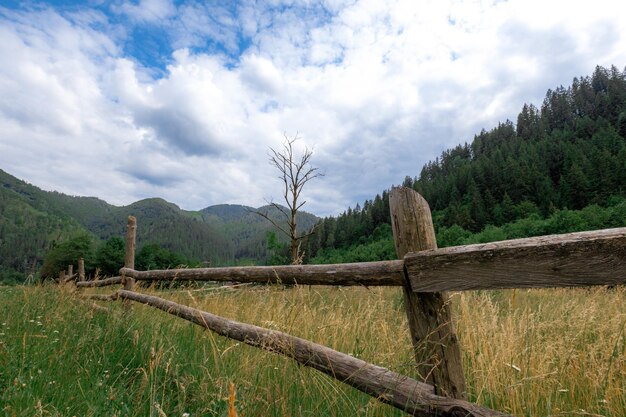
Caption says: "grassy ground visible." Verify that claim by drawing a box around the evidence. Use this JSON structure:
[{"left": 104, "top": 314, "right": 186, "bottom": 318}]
[{"left": 0, "top": 284, "right": 624, "bottom": 417}]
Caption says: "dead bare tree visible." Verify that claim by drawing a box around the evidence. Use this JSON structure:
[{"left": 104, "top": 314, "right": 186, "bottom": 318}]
[{"left": 258, "top": 134, "right": 323, "bottom": 264}]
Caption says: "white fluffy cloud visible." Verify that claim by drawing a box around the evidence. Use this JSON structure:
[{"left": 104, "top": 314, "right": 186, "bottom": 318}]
[{"left": 1, "top": 0, "right": 625, "bottom": 215}]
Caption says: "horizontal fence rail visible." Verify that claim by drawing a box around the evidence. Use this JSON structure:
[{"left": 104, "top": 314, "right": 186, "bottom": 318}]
[
  {"left": 118, "top": 227, "right": 626, "bottom": 292},
  {"left": 76, "top": 276, "right": 123, "bottom": 288},
  {"left": 120, "top": 260, "right": 405, "bottom": 287},
  {"left": 404, "top": 227, "right": 626, "bottom": 292}
]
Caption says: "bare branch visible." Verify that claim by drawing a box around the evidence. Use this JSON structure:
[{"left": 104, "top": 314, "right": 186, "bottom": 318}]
[
  {"left": 295, "top": 227, "right": 318, "bottom": 242},
  {"left": 262, "top": 133, "right": 323, "bottom": 264},
  {"left": 295, "top": 200, "right": 307, "bottom": 212}
]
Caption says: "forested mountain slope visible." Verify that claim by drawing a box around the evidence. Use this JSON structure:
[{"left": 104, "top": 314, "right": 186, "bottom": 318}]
[
  {"left": 0, "top": 172, "right": 88, "bottom": 281},
  {"left": 199, "top": 204, "right": 319, "bottom": 261},
  {"left": 306, "top": 65, "right": 626, "bottom": 262},
  {"left": 0, "top": 170, "right": 318, "bottom": 281}
]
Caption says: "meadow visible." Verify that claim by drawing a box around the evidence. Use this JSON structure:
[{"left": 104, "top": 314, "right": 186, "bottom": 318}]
[{"left": 0, "top": 284, "right": 624, "bottom": 417}]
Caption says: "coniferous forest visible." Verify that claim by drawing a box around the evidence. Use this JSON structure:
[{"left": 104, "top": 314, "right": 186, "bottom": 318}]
[{"left": 305, "top": 65, "right": 626, "bottom": 263}]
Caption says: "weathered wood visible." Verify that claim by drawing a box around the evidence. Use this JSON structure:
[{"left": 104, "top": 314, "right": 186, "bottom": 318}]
[
  {"left": 87, "top": 293, "right": 119, "bottom": 301},
  {"left": 405, "top": 227, "right": 626, "bottom": 292},
  {"left": 78, "top": 258, "right": 85, "bottom": 282},
  {"left": 75, "top": 276, "right": 123, "bottom": 288},
  {"left": 58, "top": 270, "right": 66, "bottom": 285},
  {"left": 117, "top": 289, "right": 510, "bottom": 417},
  {"left": 63, "top": 273, "right": 78, "bottom": 283},
  {"left": 389, "top": 187, "right": 466, "bottom": 399},
  {"left": 120, "top": 260, "right": 405, "bottom": 286},
  {"left": 123, "top": 216, "right": 137, "bottom": 293},
  {"left": 67, "top": 264, "right": 73, "bottom": 280}
]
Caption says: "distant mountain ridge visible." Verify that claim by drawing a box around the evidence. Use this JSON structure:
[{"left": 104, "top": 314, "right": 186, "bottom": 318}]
[
  {"left": 198, "top": 203, "right": 319, "bottom": 260},
  {"left": 0, "top": 169, "right": 319, "bottom": 280},
  {"left": 200, "top": 204, "right": 256, "bottom": 222}
]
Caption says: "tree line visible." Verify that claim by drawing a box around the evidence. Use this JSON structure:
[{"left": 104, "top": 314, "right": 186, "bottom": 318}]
[
  {"left": 303, "top": 65, "right": 626, "bottom": 262},
  {"left": 39, "top": 232, "right": 199, "bottom": 281}
]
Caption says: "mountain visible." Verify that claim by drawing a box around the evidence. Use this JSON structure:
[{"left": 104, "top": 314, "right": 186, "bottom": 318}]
[
  {"left": 198, "top": 203, "right": 319, "bottom": 261},
  {"left": 200, "top": 204, "right": 255, "bottom": 222},
  {"left": 0, "top": 169, "right": 319, "bottom": 281},
  {"left": 305, "top": 65, "right": 626, "bottom": 261},
  {"left": 0, "top": 171, "right": 87, "bottom": 281}
]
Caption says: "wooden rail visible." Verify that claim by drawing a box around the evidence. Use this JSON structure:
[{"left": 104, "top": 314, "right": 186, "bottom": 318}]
[
  {"left": 120, "top": 260, "right": 405, "bottom": 286},
  {"left": 118, "top": 227, "right": 626, "bottom": 292},
  {"left": 76, "top": 276, "right": 122, "bottom": 288},
  {"left": 405, "top": 227, "right": 626, "bottom": 292}
]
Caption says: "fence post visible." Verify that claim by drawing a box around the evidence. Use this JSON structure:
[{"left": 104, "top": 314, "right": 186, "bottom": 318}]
[
  {"left": 67, "top": 264, "right": 73, "bottom": 281},
  {"left": 78, "top": 258, "right": 85, "bottom": 282},
  {"left": 389, "top": 187, "right": 466, "bottom": 399},
  {"left": 123, "top": 216, "right": 137, "bottom": 294}
]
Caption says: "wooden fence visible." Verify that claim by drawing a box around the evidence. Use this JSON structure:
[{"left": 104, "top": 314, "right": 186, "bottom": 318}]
[{"left": 65, "top": 187, "right": 626, "bottom": 417}]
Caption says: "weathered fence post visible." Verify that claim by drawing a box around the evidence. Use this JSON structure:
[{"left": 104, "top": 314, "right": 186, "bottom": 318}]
[
  {"left": 78, "top": 258, "right": 85, "bottom": 282},
  {"left": 123, "top": 216, "right": 137, "bottom": 296},
  {"left": 67, "top": 264, "right": 73, "bottom": 281},
  {"left": 389, "top": 187, "right": 466, "bottom": 399}
]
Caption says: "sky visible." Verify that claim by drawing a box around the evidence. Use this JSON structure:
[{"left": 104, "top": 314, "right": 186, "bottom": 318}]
[{"left": 1, "top": 0, "right": 625, "bottom": 217}]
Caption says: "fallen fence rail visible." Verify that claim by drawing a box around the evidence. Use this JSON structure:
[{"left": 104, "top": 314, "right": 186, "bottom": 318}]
[
  {"left": 76, "top": 276, "right": 123, "bottom": 288},
  {"left": 109, "top": 288, "right": 510, "bottom": 417}
]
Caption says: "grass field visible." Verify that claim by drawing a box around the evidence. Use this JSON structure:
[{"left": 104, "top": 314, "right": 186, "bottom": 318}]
[{"left": 0, "top": 284, "right": 624, "bottom": 416}]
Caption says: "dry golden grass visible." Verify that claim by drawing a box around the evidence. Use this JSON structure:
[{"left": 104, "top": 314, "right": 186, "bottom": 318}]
[
  {"left": 1, "top": 283, "right": 624, "bottom": 416},
  {"left": 457, "top": 287, "right": 626, "bottom": 416},
  {"left": 137, "top": 283, "right": 625, "bottom": 416}
]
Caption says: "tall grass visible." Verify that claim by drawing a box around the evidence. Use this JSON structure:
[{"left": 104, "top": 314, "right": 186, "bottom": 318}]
[{"left": 0, "top": 284, "right": 624, "bottom": 416}]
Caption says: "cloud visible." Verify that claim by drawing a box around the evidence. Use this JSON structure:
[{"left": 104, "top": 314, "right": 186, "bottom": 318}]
[
  {"left": 116, "top": 0, "right": 176, "bottom": 23},
  {"left": 1, "top": 0, "right": 625, "bottom": 217}
]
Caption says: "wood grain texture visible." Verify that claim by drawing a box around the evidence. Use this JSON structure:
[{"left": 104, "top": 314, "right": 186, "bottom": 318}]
[
  {"left": 78, "top": 258, "right": 85, "bottom": 282},
  {"left": 117, "top": 289, "right": 510, "bottom": 417},
  {"left": 405, "top": 227, "right": 626, "bottom": 292},
  {"left": 123, "top": 215, "right": 137, "bottom": 293},
  {"left": 87, "top": 293, "right": 119, "bottom": 301},
  {"left": 389, "top": 187, "right": 467, "bottom": 399},
  {"left": 75, "top": 276, "right": 123, "bottom": 288},
  {"left": 119, "top": 260, "right": 405, "bottom": 287},
  {"left": 62, "top": 273, "right": 78, "bottom": 283}
]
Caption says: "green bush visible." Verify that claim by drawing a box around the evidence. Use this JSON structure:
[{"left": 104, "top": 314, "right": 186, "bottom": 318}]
[
  {"left": 39, "top": 232, "right": 96, "bottom": 280},
  {"left": 95, "top": 237, "right": 126, "bottom": 276}
]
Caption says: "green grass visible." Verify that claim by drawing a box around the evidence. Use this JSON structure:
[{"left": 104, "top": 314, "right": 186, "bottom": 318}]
[{"left": 1, "top": 284, "right": 624, "bottom": 416}]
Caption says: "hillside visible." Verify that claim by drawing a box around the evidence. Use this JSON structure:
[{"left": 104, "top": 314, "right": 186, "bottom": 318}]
[
  {"left": 0, "top": 170, "right": 318, "bottom": 281},
  {"left": 198, "top": 203, "right": 319, "bottom": 261},
  {"left": 306, "top": 65, "right": 626, "bottom": 262},
  {"left": 0, "top": 172, "right": 88, "bottom": 281}
]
